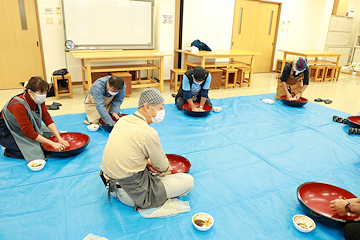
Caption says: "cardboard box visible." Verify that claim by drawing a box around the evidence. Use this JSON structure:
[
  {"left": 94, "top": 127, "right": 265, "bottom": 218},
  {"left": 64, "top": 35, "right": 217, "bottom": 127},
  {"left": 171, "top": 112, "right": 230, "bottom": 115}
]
[
  {"left": 352, "top": 70, "right": 360, "bottom": 76},
  {"left": 340, "top": 69, "right": 352, "bottom": 74}
]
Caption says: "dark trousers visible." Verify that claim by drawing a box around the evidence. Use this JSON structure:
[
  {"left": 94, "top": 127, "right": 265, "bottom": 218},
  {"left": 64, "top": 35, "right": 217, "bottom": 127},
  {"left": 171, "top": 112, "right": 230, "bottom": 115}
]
[
  {"left": 344, "top": 223, "right": 360, "bottom": 240},
  {"left": 175, "top": 96, "right": 212, "bottom": 110},
  {"left": 0, "top": 118, "right": 24, "bottom": 159}
]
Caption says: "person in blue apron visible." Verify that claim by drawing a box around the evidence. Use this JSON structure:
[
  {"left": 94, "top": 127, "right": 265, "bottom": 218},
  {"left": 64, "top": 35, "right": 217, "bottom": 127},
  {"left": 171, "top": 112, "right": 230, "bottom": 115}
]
[
  {"left": 175, "top": 66, "right": 212, "bottom": 111},
  {"left": 100, "top": 88, "right": 194, "bottom": 209},
  {"left": 0, "top": 76, "right": 69, "bottom": 162},
  {"left": 84, "top": 75, "right": 126, "bottom": 126}
]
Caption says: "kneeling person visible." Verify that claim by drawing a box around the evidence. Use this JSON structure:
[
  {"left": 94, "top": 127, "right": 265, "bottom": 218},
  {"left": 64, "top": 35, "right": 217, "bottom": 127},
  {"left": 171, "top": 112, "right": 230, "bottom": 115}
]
[
  {"left": 100, "top": 88, "right": 194, "bottom": 209},
  {"left": 175, "top": 66, "right": 212, "bottom": 111},
  {"left": 84, "top": 75, "right": 126, "bottom": 126},
  {"left": 275, "top": 57, "right": 309, "bottom": 101}
]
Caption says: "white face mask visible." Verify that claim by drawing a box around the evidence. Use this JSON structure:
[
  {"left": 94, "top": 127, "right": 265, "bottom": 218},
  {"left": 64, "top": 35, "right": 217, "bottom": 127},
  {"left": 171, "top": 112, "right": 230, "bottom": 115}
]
[
  {"left": 148, "top": 105, "right": 165, "bottom": 124},
  {"left": 31, "top": 91, "right": 46, "bottom": 104},
  {"left": 293, "top": 66, "right": 302, "bottom": 75},
  {"left": 108, "top": 90, "right": 118, "bottom": 96}
]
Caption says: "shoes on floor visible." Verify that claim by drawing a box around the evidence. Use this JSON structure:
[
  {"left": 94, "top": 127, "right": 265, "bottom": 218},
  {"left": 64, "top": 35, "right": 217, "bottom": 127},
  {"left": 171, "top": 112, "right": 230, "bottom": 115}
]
[
  {"left": 348, "top": 127, "right": 360, "bottom": 135},
  {"left": 314, "top": 98, "right": 332, "bottom": 104},
  {"left": 333, "top": 116, "right": 348, "bottom": 124},
  {"left": 46, "top": 103, "right": 60, "bottom": 110}
]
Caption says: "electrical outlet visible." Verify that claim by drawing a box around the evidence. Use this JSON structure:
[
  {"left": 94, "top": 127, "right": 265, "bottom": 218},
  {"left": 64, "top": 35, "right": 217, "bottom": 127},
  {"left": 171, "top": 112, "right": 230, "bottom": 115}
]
[
  {"left": 44, "top": 7, "right": 53, "bottom": 14},
  {"left": 46, "top": 18, "right": 53, "bottom": 24}
]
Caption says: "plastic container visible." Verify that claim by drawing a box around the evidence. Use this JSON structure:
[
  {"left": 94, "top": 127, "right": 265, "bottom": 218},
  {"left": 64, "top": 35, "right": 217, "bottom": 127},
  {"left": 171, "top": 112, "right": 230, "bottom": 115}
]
[
  {"left": 192, "top": 213, "right": 214, "bottom": 231},
  {"left": 27, "top": 159, "right": 46, "bottom": 171}
]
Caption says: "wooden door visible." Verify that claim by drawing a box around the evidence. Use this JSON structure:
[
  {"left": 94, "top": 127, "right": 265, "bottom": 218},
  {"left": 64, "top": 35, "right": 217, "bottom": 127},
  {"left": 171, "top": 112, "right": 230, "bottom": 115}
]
[
  {"left": 231, "top": 0, "right": 280, "bottom": 73},
  {"left": 0, "top": 0, "right": 44, "bottom": 89}
]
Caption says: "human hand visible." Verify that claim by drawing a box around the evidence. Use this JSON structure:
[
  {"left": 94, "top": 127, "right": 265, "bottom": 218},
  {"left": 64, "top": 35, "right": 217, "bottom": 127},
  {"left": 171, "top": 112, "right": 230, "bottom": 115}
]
[
  {"left": 192, "top": 107, "right": 200, "bottom": 112},
  {"left": 147, "top": 158, "right": 152, "bottom": 166},
  {"left": 58, "top": 138, "right": 69, "bottom": 148},
  {"left": 198, "top": 107, "right": 205, "bottom": 112},
  {"left": 112, "top": 112, "right": 120, "bottom": 120},
  {"left": 294, "top": 93, "right": 301, "bottom": 100},
  {"left": 330, "top": 199, "right": 348, "bottom": 216},
  {"left": 286, "top": 93, "right": 292, "bottom": 100},
  {"left": 51, "top": 142, "right": 66, "bottom": 151}
]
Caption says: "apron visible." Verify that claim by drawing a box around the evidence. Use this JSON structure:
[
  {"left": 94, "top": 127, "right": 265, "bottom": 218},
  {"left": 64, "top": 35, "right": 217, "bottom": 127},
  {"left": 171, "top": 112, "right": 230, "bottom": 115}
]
[
  {"left": 275, "top": 61, "right": 304, "bottom": 100},
  {"left": 84, "top": 93, "right": 115, "bottom": 124},
  {"left": 2, "top": 96, "right": 52, "bottom": 162},
  {"left": 101, "top": 169, "right": 167, "bottom": 210}
]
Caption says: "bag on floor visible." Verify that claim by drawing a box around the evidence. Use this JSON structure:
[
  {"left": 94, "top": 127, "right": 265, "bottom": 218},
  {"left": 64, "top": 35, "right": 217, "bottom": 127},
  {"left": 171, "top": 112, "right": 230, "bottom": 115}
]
[{"left": 52, "top": 68, "right": 69, "bottom": 88}]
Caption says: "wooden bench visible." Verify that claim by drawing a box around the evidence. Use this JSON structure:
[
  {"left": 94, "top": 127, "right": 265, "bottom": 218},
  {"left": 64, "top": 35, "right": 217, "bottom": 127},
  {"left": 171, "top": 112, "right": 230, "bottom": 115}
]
[
  {"left": 186, "top": 61, "right": 249, "bottom": 69},
  {"left": 309, "top": 65, "right": 326, "bottom": 82},
  {"left": 276, "top": 59, "right": 295, "bottom": 73},
  {"left": 84, "top": 64, "right": 160, "bottom": 89},
  {"left": 323, "top": 65, "right": 336, "bottom": 82},
  {"left": 169, "top": 69, "right": 187, "bottom": 92},
  {"left": 206, "top": 68, "right": 223, "bottom": 90},
  {"left": 235, "top": 67, "right": 251, "bottom": 87},
  {"left": 220, "top": 68, "right": 237, "bottom": 88},
  {"left": 112, "top": 72, "right": 132, "bottom": 97},
  {"left": 52, "top": 73, "right": 73, "bottom": 100}
]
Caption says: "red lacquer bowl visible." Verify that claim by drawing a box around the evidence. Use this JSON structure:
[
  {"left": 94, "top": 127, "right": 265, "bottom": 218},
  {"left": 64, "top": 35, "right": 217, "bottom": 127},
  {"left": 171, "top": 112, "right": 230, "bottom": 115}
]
[
  {"left": 147, "top": 154, "right": 191, "bottom": 174},
  {"left": 281, "top": 95, "right": 308, "bottom": 107},
  {"left": 182, "top": 102, "right": 212, "bottom": 117},
  {"left": 42, "top": 132, "right": 90, "bottom": 158},
  {"left": 99, "top": 114, "right": 128, "bottom": 132},
  {"left": 347, "top": 116, "right": 360, "bottom": 128},
  {"left": 297, "top": 182, "right": 360, "bottom": 227}
]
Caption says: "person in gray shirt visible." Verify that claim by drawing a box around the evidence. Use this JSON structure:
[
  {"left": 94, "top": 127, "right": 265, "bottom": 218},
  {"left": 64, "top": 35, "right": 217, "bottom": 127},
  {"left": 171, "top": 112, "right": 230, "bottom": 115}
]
[{"left": 84, "top": 75, "right": 126, "bottom": 125}]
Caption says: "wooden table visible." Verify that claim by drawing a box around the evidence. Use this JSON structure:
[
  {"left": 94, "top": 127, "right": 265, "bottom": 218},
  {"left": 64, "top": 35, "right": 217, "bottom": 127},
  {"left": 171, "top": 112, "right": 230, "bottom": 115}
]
[
  {"left": 177, "top": 49, "right": 262, "bottom": 84},
  {"left": 70, "top": 50, "right": 173, "bottom": 92},
  {"left": 278, "top": 50, "right": 346, "bottom": 73}
]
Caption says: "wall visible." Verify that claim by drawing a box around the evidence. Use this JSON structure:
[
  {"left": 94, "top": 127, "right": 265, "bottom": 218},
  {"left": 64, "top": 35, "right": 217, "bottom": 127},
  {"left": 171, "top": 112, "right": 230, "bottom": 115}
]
[
  {"left": 347, "top": 0, "right": 360, "bottom": 48},
  {"left": 36, "top": 0, "right": 174, "bottom": 83},
  {"left": 181, "top": 0, "right": 334, "bottom": 71},
  {"left": 37, "top": 0, "right": 66, "bottom": 83},
  {"left": 273, "top": 0, "right": 334, "bottom": 68},
  {"left": 153, "top": 0, "right": 175, "bottom": 79},
  {"left": 36, "top": 0, "right": 347, "bottom": 83},
  {"left": 182, "top": 0, "right": 235, "bottom": 50}
]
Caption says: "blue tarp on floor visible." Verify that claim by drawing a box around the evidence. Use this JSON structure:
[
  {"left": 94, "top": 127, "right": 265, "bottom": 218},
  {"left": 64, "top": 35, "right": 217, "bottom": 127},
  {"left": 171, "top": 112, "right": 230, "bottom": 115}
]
[{"left": 0, "top": 93, "right": 359, "bottom": 240}]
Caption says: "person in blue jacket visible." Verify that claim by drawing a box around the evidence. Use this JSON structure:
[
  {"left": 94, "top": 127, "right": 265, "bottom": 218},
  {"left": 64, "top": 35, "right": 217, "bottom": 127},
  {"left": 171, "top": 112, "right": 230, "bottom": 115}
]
[
  {"left": 84, "top": 75, "right": 126, "bottom": 125},
  {"left": 175, "top": 66, "right": 212, "bottom": 111}
]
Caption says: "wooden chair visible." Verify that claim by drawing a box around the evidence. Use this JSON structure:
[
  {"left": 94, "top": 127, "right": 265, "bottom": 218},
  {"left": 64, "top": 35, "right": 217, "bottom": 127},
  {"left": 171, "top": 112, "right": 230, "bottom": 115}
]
[
  {"left": 206, "top": 68, "right": 223, "bottom": 90},
  {"left": 169, "top": 69, "right": 187, "bottom": 92},
  {"left": 323, "top": 65, "right": 336, "bottom": 82},
  {"left": 333, "top": 66, "right": 342, "bottom": 81},
  {"left": 235, "top": 67, "right": 251, "bottom": 87},
  {"left": 220, "top": 67, "right": 237, "bottom": 88},
  {"left": 52, "top": 73, "right": 73, "bottom": 100},
  {"left": 276, "top": 59, "right": 295, "bottom": 73},
  {"left": 309, "top": 65, "right": 326, "bottom": 82},
  {"left": 112, "top": 72, "right": 132, "bottom": 97},
  {"left": 129, "top": 70, "right": 141, "bottom": 83}
]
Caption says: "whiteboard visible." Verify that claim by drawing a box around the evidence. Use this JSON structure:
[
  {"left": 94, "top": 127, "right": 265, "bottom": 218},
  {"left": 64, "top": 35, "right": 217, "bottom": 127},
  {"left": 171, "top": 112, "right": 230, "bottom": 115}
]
[{"left": 62, "top": 0, "right": 153, "bottom": 49}]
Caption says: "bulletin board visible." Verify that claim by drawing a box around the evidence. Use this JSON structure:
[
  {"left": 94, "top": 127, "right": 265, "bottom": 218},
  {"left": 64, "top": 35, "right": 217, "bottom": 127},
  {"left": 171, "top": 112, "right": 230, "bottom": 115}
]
[{"left": 61, "top": 0, "right": 153, "bottom": 49}]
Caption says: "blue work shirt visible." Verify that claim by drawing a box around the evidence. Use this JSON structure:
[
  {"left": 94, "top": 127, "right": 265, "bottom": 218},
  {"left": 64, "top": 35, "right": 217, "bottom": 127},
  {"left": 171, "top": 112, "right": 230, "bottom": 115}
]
[
  {"left": 86, "top": 75, "right": 126, "bottom": 125},
  {"left": 182, "top": 74, "right": 211, "bottom": 99}
]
